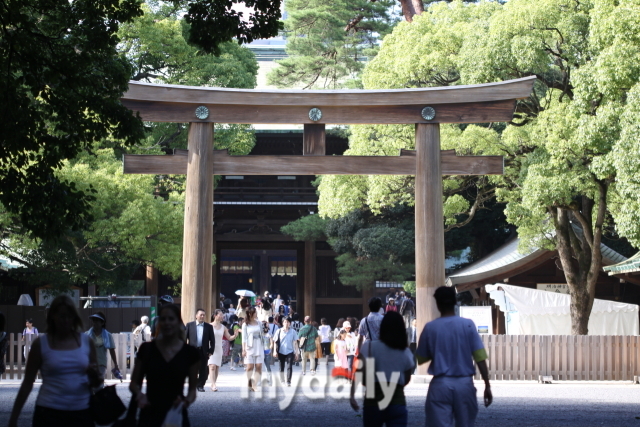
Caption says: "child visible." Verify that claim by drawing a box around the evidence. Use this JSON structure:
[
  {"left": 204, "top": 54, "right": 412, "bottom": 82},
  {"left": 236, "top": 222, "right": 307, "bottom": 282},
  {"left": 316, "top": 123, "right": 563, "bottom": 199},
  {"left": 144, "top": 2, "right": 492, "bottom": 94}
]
[{"left": 334, "top": 329, "right": 348, "bottom": 368}]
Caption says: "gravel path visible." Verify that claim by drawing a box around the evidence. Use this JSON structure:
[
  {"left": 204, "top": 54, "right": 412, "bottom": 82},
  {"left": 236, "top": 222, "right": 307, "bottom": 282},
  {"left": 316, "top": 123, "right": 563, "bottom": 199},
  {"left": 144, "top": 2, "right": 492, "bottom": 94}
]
[{"left": 0, "top": 360, "right": 638, "bottom": 426}]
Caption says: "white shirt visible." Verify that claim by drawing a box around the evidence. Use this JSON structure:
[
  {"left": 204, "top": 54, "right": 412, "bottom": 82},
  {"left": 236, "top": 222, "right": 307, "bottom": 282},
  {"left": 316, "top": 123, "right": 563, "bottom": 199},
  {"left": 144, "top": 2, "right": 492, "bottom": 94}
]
[
  {"left": 319, "top": 325, "right": 332, "bottom": 343},
  {"left": 361, "top": 340, "right": 415, "bottom": 385},
  {"left": 273, "top": 298, "right": 283, "bottom": 313},
  {"left": 196, "top": 321, "right": 204, "bottom": 347}
]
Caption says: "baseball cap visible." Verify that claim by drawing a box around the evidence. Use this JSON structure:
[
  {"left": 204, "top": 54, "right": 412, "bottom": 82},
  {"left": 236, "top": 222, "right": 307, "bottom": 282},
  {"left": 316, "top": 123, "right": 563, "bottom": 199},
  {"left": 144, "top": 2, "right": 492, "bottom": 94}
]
[
  {"left": 159, "top": 295, "right": 174, "bottom": 304},
  {"left": 342, "top": 321, "right": 351, "bottom": 328}
]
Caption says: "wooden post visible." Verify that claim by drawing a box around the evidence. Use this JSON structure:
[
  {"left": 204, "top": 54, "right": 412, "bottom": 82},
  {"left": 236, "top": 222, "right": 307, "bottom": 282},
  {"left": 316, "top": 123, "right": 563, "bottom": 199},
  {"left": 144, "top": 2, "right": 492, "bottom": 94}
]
[
  {"left": 415, "top": 123, "right": 444, "bottom": 375},
  {"left": 260, "top": 252, "right": 270, "bottom": 297},
  {"left": 304, "top": 240, "right": 317, "bottom": 320},
  {"left": 146, "top": 265, "right": 158, "bottom": 297},
  {"left": 181, "top": 122, "right": 214, "bottom": 323},
  {"left": 303, "top": 124, "right": 326, "bottom": 155},
  {"left": 210, "top": 239, "right": 217, "bottom": 315}
]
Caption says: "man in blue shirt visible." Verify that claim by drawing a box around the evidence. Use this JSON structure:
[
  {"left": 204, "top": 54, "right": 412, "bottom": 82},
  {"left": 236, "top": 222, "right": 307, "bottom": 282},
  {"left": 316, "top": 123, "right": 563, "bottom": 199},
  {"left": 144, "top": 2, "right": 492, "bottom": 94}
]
[{"left": 416, "top": 286, "right": 492, "bottom": 427}]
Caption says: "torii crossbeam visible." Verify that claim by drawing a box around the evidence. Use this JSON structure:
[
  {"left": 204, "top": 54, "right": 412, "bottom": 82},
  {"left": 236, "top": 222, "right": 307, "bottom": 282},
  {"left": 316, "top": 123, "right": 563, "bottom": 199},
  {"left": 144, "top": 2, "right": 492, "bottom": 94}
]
[{"left": 122, "top": 76, "right": 535, "bottom": 373}]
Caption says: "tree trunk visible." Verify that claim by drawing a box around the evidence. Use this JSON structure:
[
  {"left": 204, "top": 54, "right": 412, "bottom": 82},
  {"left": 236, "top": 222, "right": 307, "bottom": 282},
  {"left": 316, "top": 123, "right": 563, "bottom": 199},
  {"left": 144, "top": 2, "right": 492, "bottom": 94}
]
[
  {"left": 550, "top": 182, "right": 608, "bottom": 335},
  {"left": 569, "top": 285, "right": 592, "bottom": 335},
  {"left": 398, "top": 0, "right": 424, "bottom": 22}
]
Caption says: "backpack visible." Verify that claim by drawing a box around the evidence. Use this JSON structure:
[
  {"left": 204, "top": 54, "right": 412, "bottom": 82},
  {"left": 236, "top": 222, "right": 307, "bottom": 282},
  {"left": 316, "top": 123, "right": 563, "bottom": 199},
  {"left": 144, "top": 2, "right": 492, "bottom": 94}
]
[
  {"left": 140, "top": 325, "right": 151, "bottom": 342},
  {"left": 291, "top": 321, "right": 302, "bottom": 332},
  {"left": 400, "top": 298, "right": 415, "bottom": 315}
]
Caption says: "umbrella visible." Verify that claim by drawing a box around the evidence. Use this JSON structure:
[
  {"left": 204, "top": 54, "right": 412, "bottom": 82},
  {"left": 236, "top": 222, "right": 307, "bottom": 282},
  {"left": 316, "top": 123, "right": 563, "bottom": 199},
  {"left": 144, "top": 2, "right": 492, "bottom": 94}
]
[{"left": 235, "top": 289, "right": 256, "bottom": 297}]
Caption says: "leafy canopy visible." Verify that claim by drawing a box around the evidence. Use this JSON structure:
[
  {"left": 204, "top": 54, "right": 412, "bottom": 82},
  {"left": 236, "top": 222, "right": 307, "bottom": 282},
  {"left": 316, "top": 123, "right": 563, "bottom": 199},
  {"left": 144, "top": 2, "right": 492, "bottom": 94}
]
[
  {"left": 267, "top": 0, "right": 397, "bottom": 89},
  {"left": 0, "top": 0, "right": 281, "bottom": 239}
]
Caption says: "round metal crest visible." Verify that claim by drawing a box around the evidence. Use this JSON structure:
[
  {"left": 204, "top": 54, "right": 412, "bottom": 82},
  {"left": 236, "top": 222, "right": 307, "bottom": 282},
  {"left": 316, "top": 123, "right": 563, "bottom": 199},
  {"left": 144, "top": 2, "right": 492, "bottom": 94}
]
[
  {"left": 195, "top": 106, "right": 209, "bottom": 120},
  {"left": 421, "top": 106, "right": 436, "bottom": 121},
  {"left": 308, "top": 107, "right": 322, "bottom": 122}
]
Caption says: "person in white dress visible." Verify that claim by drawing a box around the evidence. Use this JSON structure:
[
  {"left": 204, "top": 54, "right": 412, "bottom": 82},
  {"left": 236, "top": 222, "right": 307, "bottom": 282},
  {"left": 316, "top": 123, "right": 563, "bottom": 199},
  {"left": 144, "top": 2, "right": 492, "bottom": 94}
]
[
  {"left": 242, "top": 307, "right": 264, "bottom": 392},
  {"left": 208, "top": 309, "right": 236, "bottom": 391}
]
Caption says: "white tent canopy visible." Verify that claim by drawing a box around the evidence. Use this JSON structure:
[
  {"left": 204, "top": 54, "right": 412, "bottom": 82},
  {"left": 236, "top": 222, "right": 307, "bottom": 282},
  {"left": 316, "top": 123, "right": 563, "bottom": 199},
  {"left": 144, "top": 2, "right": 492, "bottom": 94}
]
[{"left": 486, "top": 284, "right": 639, "bottom": 335}]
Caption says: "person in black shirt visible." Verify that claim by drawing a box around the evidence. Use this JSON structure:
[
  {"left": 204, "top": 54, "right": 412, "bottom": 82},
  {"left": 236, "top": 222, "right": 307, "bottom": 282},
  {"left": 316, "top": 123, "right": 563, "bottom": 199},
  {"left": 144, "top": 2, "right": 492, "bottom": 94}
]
[{"left": 130, "top": 304, "right": 199, "bottom": 427}]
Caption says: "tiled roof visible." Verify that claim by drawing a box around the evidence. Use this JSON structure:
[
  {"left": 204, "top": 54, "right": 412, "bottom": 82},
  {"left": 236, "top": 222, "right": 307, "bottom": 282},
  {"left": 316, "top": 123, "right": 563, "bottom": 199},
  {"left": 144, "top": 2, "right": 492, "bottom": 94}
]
[
  {"left": 446, "top": 233, "right": 627, "bottom": 286},
  {"left": 603, "top": 251, "right": 640, "bottom": 275}
]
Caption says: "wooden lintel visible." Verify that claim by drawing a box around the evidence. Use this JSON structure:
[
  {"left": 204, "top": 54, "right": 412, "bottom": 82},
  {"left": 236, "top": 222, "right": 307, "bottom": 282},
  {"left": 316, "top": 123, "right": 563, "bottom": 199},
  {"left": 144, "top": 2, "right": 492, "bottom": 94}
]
[
  {"left": 123, "top": 151, "right": 503, "bottom": 176},
  {"left": 400, "top": 149, "right": 456, "bottom": 156},
  {"left": 122, "top": 99, "right": 517, "bottom": 125},
  {"left": 123, "top": 76, "right": 535, "bottom": 106}
]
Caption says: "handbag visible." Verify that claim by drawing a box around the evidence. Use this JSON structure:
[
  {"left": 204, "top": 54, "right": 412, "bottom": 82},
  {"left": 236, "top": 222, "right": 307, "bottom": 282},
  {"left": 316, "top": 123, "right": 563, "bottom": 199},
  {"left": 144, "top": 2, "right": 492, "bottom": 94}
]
[
  {"left": 162, "top": 402, "right": 183, "bottom": 427},
  {"left": 112, "top": 394, "right": 137, "bottom": 427},
  {"left": 298, "top": 336, "right": 307, "bottom": 350},
  {"left": 90, "top": 384, "right": 126, "bottom": 425}
]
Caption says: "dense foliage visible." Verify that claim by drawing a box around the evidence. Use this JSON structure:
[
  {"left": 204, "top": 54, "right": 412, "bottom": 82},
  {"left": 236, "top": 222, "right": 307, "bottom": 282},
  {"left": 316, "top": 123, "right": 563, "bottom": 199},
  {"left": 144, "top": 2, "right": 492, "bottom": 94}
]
[
  {"left": 317, "top": 0, "right": 640, "bottom": 333},
  {"left": 267, "top": 0, "right": 397, "bottom": 89},
  {"left": 0, "top": 0, "right": 268, "bottom": 294},
  {"left": 0, "top": 0, "right": 280, "bottom": 239}
]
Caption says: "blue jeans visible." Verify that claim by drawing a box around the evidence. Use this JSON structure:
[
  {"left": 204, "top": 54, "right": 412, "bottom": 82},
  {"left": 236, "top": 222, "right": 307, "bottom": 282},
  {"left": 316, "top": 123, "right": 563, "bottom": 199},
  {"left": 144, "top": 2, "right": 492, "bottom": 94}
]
[
  {"left": 363, "top": 404, "right": 408, "bottom": 427},
  {"left": 264, "top": 353, "right": 272, "bottom": 373}
]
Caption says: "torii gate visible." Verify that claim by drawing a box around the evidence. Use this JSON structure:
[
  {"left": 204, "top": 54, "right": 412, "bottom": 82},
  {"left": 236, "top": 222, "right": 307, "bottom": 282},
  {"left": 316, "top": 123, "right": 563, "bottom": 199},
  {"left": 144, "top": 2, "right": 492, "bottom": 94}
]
[{"left": 121, "top": 76, "right": 535, "bottom": 354}]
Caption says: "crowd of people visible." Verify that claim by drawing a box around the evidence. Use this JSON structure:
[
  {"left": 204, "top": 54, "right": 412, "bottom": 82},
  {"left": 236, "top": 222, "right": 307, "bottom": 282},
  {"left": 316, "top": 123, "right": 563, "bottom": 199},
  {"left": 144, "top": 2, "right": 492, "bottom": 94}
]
[{"left": 6, "top": 286, "right": 492, "bottom": 427}]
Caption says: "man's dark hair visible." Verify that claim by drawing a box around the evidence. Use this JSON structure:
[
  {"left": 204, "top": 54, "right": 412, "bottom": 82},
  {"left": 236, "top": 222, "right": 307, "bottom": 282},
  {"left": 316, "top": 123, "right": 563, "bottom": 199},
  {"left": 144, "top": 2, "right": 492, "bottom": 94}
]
[
  {"left": 434, "top": 286, "right": 457, "bottom": 308},
  {"left": 196, "top": 308, "right": 205, "bottom": 315},
  {"left": 368, "top": 297, "right": 382, "bottom": 313},
  {"left": 405, "top": 292, "right": 411, "bottom": 298},
  {"left": 268, "top": 316, "right": 274, "bottom": 323},
  {"left": 379, "top": 311, "right": 407, "bottom": 350}
]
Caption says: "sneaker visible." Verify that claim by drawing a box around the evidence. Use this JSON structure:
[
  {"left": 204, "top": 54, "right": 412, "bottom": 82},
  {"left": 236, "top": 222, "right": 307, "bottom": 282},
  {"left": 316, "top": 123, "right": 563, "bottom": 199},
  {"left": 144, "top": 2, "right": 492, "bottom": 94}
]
[
  {"left": 302, "top": 371, "right": 306, "bottom": 376},
  {"left": 230, "top": 367, "right": 236, "bottom": 371},
  {"left": 311, "top": 371, "right": 316, "bottom": 376},
  {"left": 287, "top": 382, "right": 291, "bottom": 387}
]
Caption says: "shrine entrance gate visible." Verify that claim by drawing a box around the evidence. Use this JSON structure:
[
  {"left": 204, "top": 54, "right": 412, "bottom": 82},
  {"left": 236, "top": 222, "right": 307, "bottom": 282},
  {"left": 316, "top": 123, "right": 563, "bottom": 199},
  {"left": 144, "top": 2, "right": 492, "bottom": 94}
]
[{"left": 121, "top": 77, "right": 535, "bottom": 374}]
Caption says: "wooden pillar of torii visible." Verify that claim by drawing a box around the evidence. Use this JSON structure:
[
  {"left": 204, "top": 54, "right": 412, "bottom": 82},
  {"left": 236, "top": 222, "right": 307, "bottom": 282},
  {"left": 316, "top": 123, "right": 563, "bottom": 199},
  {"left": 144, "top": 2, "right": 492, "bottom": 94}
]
[{"left": 121, "top": 77, "right": 535, "bottom": 371}]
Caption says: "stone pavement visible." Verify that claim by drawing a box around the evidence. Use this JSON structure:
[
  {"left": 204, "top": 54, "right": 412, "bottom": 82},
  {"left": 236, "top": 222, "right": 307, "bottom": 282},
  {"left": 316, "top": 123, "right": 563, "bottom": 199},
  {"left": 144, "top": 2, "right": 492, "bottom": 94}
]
[{"left": 1, "top": 359, "right": 639, "bottom": 426}]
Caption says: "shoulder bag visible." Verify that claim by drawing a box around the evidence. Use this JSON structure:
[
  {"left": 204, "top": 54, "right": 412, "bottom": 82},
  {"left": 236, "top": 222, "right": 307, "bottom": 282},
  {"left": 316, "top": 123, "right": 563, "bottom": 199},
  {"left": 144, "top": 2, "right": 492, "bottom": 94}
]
[
  {"left": 90, "top": 385, "right": 126, "bottom": 425},
  {"left": 298, "top": 328, "right": 307, "bottom": 350}
]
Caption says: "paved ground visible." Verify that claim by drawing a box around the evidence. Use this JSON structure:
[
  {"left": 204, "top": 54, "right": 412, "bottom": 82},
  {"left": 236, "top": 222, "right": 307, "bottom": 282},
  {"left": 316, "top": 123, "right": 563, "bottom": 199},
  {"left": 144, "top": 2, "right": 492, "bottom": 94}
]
[{"left": 1, "top": 360, "right": 639, "bottom": 426}]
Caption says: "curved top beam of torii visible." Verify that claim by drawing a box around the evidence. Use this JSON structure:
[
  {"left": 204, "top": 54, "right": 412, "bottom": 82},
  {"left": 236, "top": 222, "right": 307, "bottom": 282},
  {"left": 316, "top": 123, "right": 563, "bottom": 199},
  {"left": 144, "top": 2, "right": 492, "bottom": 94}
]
[{"left": 121, "top": 76, "right": 536, "bottom": 125}]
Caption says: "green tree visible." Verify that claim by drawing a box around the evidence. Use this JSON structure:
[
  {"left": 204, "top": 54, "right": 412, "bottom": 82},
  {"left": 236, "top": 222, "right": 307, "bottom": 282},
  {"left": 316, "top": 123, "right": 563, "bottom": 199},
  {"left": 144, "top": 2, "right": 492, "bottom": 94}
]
[
  {"left": 0, "top": 0, "right": 280, "bottom": 239},
  {"left": 267, "top": 0, "right": 397, "bottom": 89},
  {"left": 0, "top": 146, "right": 184, "bottom": 294},
  {"left": 0, "top": 0, "right": 266, "bottom": 294},
  {"left": 324, "top": 0, "right": 640, "bottom": 334}
]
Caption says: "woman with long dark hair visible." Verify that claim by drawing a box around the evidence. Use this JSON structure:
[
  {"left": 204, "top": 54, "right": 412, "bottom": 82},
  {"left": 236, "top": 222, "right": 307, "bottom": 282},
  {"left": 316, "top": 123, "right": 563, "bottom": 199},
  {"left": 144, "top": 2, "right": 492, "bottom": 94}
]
[
  {"left": 130, "top": 304, "right": 199, "bottom": 427},
  {"left": 349, "top": 311, "right": 415, "bottom": 427},
  {"left": 9, "top": 295, "right": 101, "bottom": 427}
]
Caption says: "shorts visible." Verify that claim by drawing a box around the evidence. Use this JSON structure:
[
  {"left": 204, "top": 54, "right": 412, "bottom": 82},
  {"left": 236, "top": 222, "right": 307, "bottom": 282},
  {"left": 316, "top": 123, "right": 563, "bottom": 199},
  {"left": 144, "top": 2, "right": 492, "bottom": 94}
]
[
  {"left": 231, "top": 343, "right": 242, "bottom": 363},
  {"left": 426, "top": 376, "right": 478, "bottom": 427},
  {"left": 244, "top": 354, "right": 264, "bottom": 365}
]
